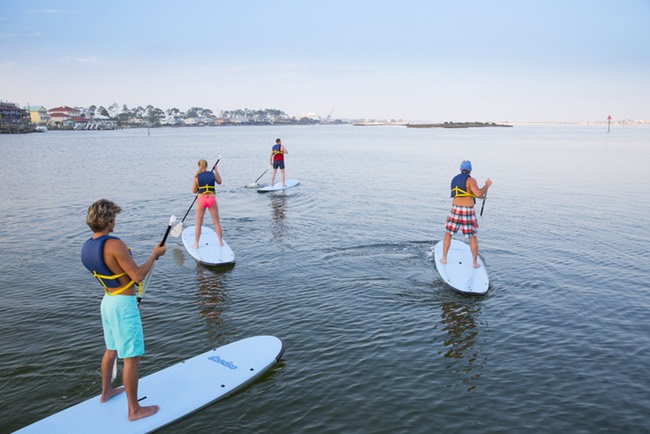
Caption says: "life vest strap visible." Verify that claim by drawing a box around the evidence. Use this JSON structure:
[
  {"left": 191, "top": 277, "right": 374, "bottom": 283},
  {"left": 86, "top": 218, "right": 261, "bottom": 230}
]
[
  {"left": 198, "top": 184, "right": 216, "bottom": 194},
  {"left": 92, "top": 271, "right": 142, "bottom": 296},
  {"left": 451, "top": 186, "right": 476, "bottom": 198}
]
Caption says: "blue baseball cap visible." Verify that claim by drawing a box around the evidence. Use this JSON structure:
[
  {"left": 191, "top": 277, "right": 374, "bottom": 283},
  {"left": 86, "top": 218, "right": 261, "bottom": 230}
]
[{"left": 460, "top": 160, "right": 472, "bottom": 172}]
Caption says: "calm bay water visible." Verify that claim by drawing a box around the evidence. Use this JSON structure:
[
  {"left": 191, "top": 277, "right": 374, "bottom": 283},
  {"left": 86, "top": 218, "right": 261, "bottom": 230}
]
[{"left": 1, "top": 124, "right": 649, "bottom": 433}]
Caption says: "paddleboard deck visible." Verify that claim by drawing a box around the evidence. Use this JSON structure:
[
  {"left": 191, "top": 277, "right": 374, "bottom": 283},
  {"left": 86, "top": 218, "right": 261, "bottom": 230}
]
[
  {"left": 257, "top": 179, "right": 300, "bottom": 192},
  {"left": 181, "top": 225, "right": 235, "bottom": 265},
  {"left": 434, "top": 239, "right": 489, "bottom": 295},
  {"left": 16, "top": 336, "right": 284, "bottom": 434}
]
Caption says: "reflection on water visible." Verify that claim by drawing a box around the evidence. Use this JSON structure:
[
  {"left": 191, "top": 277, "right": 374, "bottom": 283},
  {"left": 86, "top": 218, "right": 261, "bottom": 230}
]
[
  {"left": 437, "top": 301, "right": 486, "bottom": 391},
  {"left": 270, "top": 195, "right": 288, "bottom": 244},
  {"left": 172, "top": 246, "right": 187, "bottom": 267},
  {"left": 193, "top": 264, "right": 233, "bottom": 344}
]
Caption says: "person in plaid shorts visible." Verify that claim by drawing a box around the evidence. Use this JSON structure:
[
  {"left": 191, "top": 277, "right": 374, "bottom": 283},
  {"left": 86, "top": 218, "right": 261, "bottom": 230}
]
[{"left": 441, "top": 160, "right": 492, "bottom": 268}]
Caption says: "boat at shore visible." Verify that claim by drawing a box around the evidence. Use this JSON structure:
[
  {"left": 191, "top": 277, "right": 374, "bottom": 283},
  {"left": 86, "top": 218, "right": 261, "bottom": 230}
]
[{"left": 34, "top": 125, "right": 48, "bottom": 132}]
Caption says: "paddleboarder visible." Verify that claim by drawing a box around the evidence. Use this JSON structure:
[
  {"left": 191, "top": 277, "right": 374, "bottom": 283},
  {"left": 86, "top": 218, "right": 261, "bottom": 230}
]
[
  {"left": 81, "top": 199, "right": 167, "bottom": 421},
  {"left": 193, "top": 159, "right": 223, "bottom": 247},
  {"left": 441, "top": 160, "right": 492, "bottom": 268},
  {"left": 269, "top": 138, "right": 288, "bottom": 187}
]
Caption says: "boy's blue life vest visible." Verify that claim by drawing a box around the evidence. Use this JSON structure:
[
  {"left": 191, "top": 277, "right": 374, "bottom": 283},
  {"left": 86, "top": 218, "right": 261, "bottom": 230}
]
[{"left": 81, "top": 235, "right": 140, "bottom": 296}]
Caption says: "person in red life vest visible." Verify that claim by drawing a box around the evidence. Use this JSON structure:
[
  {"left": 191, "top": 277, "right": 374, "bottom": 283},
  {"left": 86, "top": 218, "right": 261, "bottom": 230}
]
[
  {"left": 269, "top": 138, "right": 289, "bottom": 187},
  {"left": 193, "top": 159, "right": 224, "bottom": 248},
  {"left": 441, "top": 160, "right": 492, "bottom": 268},
  {"left": 81, "top": 199, "right": 166, "bottom": 421}
]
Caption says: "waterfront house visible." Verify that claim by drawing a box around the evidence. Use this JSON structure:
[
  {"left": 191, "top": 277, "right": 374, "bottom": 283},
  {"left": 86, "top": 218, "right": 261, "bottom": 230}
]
[
  {"left": 23, "top": 105, "right": 50, "bottom": 125},
  {"left": 1, "top": 101, "right": 31, "bottom": 133},
  {"left": 48, "top": 106, "right": 83, "bottom": 127}
]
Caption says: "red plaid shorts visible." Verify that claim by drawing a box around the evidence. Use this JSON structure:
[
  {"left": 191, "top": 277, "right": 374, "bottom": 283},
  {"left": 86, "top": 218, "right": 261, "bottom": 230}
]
[{"left": 445, "top": 205, "right": 478, "bottom": 237}]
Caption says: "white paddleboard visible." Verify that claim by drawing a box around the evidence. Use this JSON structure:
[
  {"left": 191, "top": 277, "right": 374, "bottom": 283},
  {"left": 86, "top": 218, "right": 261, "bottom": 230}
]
[
  {"left": 257, "top": 179, "right": 300, "bottom": 192},
  {"left": 181, "top": 225, "right": 235, "bottom": 266},
  {"left": 16, "top": 335, "right": 284, "bottom": 434},
  {"left": 434, "top": 239, "right": 489, "bottom": 295}
]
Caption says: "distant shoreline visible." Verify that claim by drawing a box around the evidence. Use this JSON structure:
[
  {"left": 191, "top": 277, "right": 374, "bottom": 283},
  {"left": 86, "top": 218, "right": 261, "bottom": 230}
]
[{"left": 406, "top": 122, "right": 512, "bottom": 129}]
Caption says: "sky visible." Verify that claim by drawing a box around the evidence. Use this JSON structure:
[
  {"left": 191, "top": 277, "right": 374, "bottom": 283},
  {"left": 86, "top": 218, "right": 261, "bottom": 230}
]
[{"left": 1, "top": 0, "right": 649, "bottom": 122}]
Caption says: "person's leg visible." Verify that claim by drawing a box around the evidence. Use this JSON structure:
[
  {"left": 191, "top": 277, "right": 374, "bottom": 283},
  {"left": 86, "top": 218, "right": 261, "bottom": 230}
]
[
  {"left": 99, "top": 349, "right": 124, "bottom": 402},
  {"left": 194, "top": 205, "right": 206, "bottom": 248},
  {"left": 208, "top": 202, "right": 223, "bottom": 246},
  {"left": 441, "top": 232, "right": 452, "bottom": 264},
  {"left": 281, "top": 168, "right": 286, "bottom": 186},
  {"left": 441, "top": 207, "right": 460, "bottom": 264},
  {"left": 123, "top": 356, "right": 158, "bottom": 421},
  {"left": 469, "top": 236, "right": 480, "bottom": 268},
  {"left": 271, "top": 167, "right": 277, "bottom": 186}
]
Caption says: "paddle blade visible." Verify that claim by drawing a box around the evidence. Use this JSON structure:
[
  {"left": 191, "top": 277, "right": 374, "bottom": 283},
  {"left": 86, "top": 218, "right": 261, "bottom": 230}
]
[
  {"left": 170, "top": 221, "right": 183, "bottom": 238},
  {"left": 138, "top": 261, "right": 156, "bottom": 303},
  {"left": 111, "top": 359, "right": 117, "bottom": 382}
]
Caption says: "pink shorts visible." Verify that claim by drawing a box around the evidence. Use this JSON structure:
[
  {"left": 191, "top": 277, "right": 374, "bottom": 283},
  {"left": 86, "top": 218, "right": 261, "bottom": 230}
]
[{"left": 197, "top": 194, "right": 216, "bottom": 209}]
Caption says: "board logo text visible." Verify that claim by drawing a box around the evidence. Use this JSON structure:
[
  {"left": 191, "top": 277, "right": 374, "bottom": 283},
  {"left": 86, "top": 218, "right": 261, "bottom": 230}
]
[{"left": 208, "top": 355, "right": 238, "bottom": 370}]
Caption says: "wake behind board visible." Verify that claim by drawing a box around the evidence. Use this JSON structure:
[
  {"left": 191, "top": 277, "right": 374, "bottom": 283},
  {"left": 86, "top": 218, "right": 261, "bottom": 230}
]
[
  {"left": 257, "top": 179, "right": 300, "bottom": 193},
  {"left": 181, "top": 225, "right": 235, "bottom": 265},
  {"left": 434, "top": 239, "right": 489, "bottom": 295},
  {"left": 16, "top": 336, "right": 284, "bottom": 434}
]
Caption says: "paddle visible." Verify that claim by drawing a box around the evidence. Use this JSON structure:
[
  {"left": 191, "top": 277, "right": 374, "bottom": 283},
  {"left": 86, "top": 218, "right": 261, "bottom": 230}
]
[
  {"left": 138, "top": 214, "right": 176, "bottom": 306},
  {"left": 171, "top": 156, "right": 221, "bottom": 237},
  {"left": 480, "top": 191, "right": 487, "bottom": 216},
  {"left": 246, "top": 167, "right": 269, "bottom": 188}
]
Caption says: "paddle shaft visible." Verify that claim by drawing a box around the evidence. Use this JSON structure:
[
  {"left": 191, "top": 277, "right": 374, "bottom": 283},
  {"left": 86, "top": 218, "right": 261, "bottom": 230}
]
[
  {"left": 178, "top": 158, "right": 221, "bottom": 223},
  {"left": 253, "top": 167, "right": 269, "bottom": 183},
  {"left": 137, "top": 218, "right": 174, "bottom": 305},
  {"left": 480, "top": 191, "right": 487, "bottom": 216},
  {"left": 160, "top": 223, "right": 172, "bottom": 247}
]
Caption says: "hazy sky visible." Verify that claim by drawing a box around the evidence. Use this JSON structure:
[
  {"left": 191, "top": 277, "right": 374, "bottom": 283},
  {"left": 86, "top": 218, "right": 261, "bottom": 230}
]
[{"left": 1, "top": 0, "right": 649, "bottom": 122}]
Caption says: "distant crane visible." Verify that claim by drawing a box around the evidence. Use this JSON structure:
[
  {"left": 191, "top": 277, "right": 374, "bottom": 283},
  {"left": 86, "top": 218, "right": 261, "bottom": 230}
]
[{"left": 322, "top": 105, "right": 335, "bottom": 124}]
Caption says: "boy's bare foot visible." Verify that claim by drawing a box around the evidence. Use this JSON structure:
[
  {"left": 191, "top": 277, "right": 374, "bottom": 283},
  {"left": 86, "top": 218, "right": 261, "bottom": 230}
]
[
  {"left": 193, "top": 243, "right": 199, "bottom": 249},
  {"left": 99, "top": 386, "right": 125, "bottom": 403},
  {"left": 440, "top": 258, "right": 447, "bottom": 264},
  {"left": 473, "top": 263, "right": 481, "bottom": 269},
  {"left": 129, "top": 404, "right": 159, "bottom": 421}
]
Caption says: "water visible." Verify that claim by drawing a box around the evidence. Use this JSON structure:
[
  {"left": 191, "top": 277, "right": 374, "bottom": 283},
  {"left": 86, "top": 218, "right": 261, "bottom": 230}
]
[{"left": 1, "top": 124, "right": 649, "bottom": 433}]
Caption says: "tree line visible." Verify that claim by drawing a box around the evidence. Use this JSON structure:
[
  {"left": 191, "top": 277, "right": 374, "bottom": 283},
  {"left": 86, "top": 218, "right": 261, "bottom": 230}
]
[{"left": 87, "top": 104, "right": 317, "bottom": 127}]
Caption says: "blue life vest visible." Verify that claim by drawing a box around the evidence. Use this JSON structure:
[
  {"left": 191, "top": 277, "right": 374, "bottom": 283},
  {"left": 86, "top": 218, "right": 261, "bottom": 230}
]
[
  {"left": 450, "top": 173, "right": 476, "bottom": 202},
  {"left": 272, "top": 144, "right": 284, "bottom": 161},
  {"left": 81, "top": 235, "right": 121, "bottom": 288},
  {"left": 197, "top": 171, "right": 216, "bottom": 194},
  {"left": 81, "top": 235, "right": 139, "bottom": 295}
]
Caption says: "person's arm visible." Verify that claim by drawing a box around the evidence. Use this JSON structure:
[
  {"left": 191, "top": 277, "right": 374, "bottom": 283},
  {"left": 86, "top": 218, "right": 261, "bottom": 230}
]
[
  {"left": 469, "top": 178, "right": 492, "bottom": 198},
  {"left": 106, "top": 239, "right": 166, "bottom": 283},
  {"left": 213, "top": 167, "right": 222, "bottom": 185},
  {"left": 192, "top": 176, "right": 199, "bottom": 194},
  {"left": 281, "top": 145, "right": 288, "bottom": 154}
]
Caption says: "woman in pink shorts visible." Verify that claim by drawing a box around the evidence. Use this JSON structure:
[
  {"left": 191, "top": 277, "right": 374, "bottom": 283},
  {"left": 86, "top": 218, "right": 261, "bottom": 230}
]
[{"left": 192, "top": 159, "right": 223, "bottom": 248}]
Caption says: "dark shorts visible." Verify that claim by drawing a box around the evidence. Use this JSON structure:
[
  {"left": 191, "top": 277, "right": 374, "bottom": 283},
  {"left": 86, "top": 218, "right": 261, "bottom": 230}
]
[{"left": 273, "top": 160, "right": 285, "bottom": 170}]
